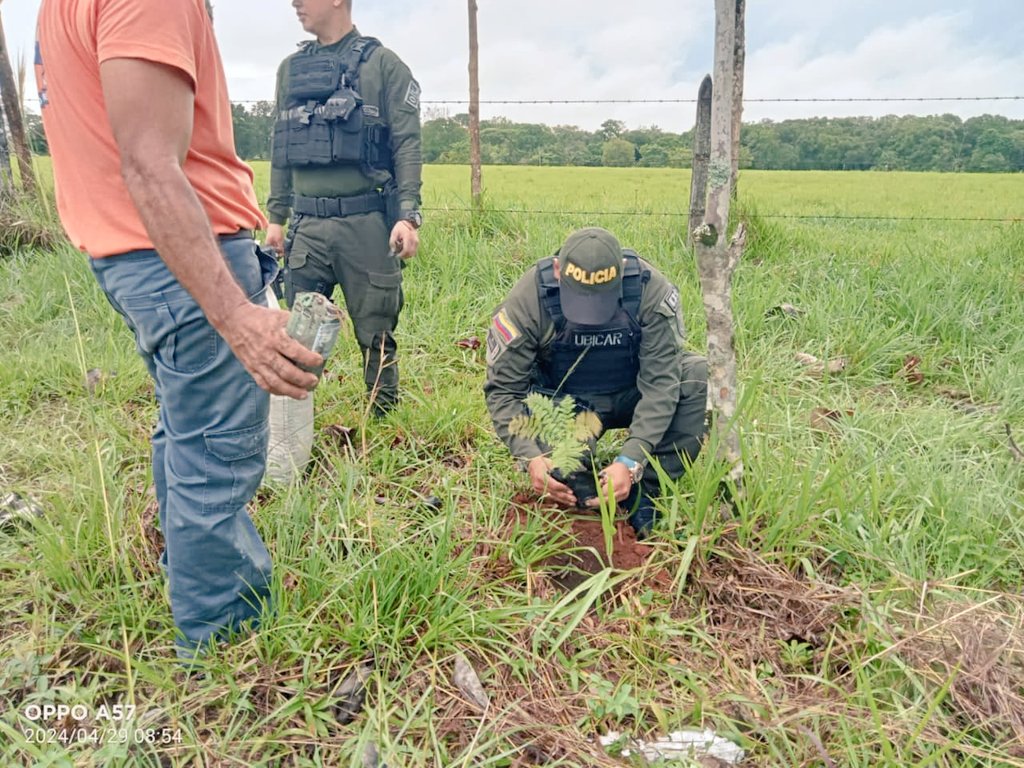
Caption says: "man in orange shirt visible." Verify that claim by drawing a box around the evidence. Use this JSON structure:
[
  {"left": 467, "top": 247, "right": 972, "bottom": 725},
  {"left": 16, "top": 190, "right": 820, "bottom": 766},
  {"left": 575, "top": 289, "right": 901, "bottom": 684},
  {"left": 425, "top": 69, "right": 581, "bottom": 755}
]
[{"left": 36, "top": 0, "right": 322, "bottom": 659}]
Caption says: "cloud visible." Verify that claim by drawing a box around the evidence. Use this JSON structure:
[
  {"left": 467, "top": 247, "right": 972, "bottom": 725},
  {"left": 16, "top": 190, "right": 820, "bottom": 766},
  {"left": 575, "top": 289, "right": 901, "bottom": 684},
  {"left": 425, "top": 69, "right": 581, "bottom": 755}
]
[
  {"left": 743, "top": 12, "right": 1024, "bottom": 120},
  {"left": 8, "top": 0, "right": 1022, "bottom": 127}
]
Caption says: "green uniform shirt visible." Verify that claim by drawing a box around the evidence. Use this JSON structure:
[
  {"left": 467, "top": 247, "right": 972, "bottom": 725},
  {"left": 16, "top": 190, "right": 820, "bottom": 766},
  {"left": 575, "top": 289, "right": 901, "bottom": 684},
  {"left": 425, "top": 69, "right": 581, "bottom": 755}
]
[
  {"left": 267, "top": 27, "right": 423, "bottom": 225},
  {"left": 484, "top": 257, "right": 689, "bottom": 467}
]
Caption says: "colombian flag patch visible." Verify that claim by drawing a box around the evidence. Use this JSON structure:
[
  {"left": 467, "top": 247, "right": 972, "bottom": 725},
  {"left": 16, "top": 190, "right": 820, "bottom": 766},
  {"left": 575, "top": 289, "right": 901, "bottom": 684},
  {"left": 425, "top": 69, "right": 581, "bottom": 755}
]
[{"left": 492, "top": 309, "right": 519, "bottom": 343}]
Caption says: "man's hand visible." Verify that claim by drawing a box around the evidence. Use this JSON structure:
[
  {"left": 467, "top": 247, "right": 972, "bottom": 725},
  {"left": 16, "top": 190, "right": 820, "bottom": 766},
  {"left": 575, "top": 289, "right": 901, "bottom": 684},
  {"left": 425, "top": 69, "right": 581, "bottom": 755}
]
[
  {"left": 217, "top": 301, "right": 322, "bottom": 399},
  {"left": 528, "top": 456, "right": 577, "bottom": 507},
  {"left": 265, "top": 223, "right": 286, "bottom": 256},
  {"left": 389, "top": 220, "right": 420, "bottom": 260},
  {"left": 585, "top": 461, "right": 633, "bottom": 509}
]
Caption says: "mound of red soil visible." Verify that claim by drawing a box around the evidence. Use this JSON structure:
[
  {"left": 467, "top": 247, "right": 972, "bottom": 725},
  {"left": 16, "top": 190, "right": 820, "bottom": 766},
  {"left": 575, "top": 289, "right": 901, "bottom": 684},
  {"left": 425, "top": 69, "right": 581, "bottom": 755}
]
[
  {"left": 506, "top": 491, "right": 656, "bottom": 591},
  {"left": 545, "top": 517, "right": 653, "bottom": 592}
]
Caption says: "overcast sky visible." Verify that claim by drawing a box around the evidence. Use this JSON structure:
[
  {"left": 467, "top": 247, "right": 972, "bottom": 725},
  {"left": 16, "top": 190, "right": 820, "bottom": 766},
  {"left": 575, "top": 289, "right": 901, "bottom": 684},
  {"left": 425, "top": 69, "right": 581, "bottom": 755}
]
[{"left": 5, "top": 0, "right": 1022, "bottom": 129}]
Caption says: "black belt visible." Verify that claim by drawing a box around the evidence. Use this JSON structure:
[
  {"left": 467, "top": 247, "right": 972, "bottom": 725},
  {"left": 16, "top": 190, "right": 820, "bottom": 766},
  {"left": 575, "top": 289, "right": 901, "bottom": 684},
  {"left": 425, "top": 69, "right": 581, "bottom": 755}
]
[
  {"left": 218, "top": 229, "right": 255, "bottom": 242},
  {"left": 292, "top": 192, "right": 386, "bottom": 218}
]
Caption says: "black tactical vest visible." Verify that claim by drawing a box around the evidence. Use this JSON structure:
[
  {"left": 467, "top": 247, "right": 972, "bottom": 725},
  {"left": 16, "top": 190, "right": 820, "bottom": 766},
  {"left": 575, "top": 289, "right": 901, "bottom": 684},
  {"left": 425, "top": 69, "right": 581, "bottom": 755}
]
[
  {"left": 272, "top": 37, "right": 391, "bottom": 171},
  {"left": 535, "top": 251, "right": 648, "bottom": 395}
]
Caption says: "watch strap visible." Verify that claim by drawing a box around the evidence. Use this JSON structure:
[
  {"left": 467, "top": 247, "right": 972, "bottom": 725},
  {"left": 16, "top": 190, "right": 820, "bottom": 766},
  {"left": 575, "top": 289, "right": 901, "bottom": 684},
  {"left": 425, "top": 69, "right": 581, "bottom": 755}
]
[{"left": 614, "top": 455, "right": 643, "bottom": 483}]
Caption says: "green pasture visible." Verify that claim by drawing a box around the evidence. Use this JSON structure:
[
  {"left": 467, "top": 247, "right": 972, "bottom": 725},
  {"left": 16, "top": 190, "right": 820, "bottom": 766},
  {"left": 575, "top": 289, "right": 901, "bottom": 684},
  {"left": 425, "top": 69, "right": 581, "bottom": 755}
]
[{"left": 1, "top": 164, "right": 1023, "bottom": 766}]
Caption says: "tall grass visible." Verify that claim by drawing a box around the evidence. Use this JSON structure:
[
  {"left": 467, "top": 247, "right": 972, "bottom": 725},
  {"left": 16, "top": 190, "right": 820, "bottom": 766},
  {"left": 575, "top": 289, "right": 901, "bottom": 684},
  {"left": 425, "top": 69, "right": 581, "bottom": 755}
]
[{"left": 1, "top": 165, "right": 1022, "bottom": 765}]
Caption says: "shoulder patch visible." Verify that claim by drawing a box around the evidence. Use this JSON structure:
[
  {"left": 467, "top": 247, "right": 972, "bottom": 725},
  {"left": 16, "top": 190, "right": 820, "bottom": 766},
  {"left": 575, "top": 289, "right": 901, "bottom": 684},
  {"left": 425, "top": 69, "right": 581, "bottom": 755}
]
[
  {"left": 492, "top": 309, "right": 519, "bottom": 343},
  {"left": 403, "top": 80, "right": 421, "bottom": 110},
  {"left": 487, "top": 309, "right": 520, "bottom": 366},
  {"left": 656, "top": 287, "right": 685, "bottom": 345},
  {"left": 664, "top": 287, "right": 679, "bottom": 312}
]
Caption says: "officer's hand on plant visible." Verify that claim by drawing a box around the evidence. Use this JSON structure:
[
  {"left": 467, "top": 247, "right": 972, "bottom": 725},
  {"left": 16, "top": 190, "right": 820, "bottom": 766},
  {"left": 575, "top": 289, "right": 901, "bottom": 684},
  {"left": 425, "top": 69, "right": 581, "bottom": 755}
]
[
  {"left": 389, "top": 221, "right": 420, "bottom": 260},
  {"left": 528, "top": 456, "right": 577, "bottom": 507},
  {"left": 217, "top": 301, "right": 322, "bottom": 399},
  {"left": 265, "top": 223, "right": 286, "bottom": 256},
  {"left": 587, "top": 461, "right": 633, "bottom": 508}
]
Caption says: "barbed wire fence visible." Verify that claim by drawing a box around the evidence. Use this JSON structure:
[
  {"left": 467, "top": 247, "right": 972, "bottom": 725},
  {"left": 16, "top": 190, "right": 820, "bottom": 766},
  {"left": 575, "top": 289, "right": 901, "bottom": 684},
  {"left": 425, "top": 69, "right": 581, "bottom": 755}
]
[
  {"left": 211, "top": 95, "right": 1024, "bottom": 105},
  {"left": 407, "top": 94, "right": 1024, "bottom": 226},
  {"left": 18, "top": 93, "right": 1024, "bottom": 225},
  {"left": 415, "top": 208, "right": 1023, "bottom": 224}
]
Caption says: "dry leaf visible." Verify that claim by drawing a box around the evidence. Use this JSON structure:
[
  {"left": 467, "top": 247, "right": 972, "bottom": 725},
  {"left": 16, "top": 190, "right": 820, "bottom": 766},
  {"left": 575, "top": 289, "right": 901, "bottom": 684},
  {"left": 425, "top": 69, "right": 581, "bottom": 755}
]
[
  {"left": 322, "top": 424, "right": 354, "bottom": 451},
  {"left": 85, "top": 368, "right": 115, "bottom": 394},
  {"left": 453, "top": 653, "right": 489, "bottom": 711},
  {"left": 810, "top": 407, "right": 854, "bottom": 433},
  {"left": 937, "top": 388, "right": 999, "bottom": 416},
  {"left": 825, "top": 358, "right": 849, "bottom": 374},
  {"left": 900, "top": 355, "right": 924, "bottom": 385},
  {"left": 796, "top": 352, "right": 849, "bottom": 377},
  {"left": 766, "top": 303, "right": 805, "bottom": 318},
  {"left": 455, "top": 336, "right": 482, "bottom": 350},
  {"left": 332, "top": 659, "right": 373, "bottom": 725}
]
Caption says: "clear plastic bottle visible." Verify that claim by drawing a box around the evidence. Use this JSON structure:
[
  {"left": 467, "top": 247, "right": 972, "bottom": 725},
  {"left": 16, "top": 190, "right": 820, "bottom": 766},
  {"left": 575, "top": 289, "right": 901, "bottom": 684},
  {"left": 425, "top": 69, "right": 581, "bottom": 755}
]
[{"left": 286, "top": 292, "right": 342, "bottom": 377}]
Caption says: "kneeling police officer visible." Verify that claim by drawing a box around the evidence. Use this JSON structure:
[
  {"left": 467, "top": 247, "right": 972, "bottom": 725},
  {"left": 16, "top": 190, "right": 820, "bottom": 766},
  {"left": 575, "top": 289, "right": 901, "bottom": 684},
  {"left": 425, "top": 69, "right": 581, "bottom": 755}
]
[{"left": 484, "top": 227, "right": 708, "bottom": 537}]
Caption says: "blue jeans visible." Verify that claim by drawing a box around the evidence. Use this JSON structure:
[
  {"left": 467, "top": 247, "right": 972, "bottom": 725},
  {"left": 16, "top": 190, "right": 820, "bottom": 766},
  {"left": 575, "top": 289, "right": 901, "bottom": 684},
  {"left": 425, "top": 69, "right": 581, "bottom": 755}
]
[{"left": 90, "top": 238, "right": 275, "bottom": 657}]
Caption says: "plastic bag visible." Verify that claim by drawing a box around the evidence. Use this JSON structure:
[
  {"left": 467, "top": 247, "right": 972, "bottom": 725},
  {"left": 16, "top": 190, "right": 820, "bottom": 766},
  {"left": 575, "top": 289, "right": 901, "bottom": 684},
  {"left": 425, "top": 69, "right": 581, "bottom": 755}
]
[{"left": 263, "top": 285, "right": 315, "bottom": 485}]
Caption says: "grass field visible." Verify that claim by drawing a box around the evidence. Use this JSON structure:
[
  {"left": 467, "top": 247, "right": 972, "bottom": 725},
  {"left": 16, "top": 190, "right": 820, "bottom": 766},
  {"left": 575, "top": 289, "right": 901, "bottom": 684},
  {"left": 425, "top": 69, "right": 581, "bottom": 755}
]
[{"left": 1, "top": 164, "right": 1023, "bottom": 766}]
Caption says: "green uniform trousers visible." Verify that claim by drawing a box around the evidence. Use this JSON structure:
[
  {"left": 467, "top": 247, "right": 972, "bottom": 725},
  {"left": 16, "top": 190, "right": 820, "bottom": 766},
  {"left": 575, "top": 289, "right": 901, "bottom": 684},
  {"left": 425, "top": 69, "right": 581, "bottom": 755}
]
[{"left": 285, "top": 210, "right": 403, "bottom": 413}]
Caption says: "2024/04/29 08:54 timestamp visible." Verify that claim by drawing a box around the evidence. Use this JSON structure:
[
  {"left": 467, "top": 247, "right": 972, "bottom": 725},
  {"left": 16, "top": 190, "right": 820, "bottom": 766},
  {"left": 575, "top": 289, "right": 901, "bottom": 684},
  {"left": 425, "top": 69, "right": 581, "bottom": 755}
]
[{"left": 21, "top": 726, "right": 183, "bottom": 745}]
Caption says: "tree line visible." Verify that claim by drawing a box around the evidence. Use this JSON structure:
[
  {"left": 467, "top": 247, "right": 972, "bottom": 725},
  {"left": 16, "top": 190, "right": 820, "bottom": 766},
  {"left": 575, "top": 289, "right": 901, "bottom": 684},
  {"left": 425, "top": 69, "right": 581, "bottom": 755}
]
[{"left": 24, "top": 107, "right": 1024, "bottom": 172}]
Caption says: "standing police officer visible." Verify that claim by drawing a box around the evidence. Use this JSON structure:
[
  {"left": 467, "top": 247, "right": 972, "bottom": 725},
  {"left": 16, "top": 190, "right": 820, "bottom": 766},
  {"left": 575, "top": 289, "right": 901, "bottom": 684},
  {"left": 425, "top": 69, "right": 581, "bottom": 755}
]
[
  {"left": 484, "top": 228, "right": 708, "bottom": 537},
  {"left": 267, "top": 0, "right": 423, "bottom": 416}
]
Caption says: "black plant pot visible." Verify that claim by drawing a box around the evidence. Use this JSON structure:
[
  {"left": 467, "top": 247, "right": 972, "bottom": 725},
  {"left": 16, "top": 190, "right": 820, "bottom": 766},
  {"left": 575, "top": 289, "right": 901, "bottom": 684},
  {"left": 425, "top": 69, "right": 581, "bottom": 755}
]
[{"left": 549, "top": 468, "right": 598, "bottom": 509}]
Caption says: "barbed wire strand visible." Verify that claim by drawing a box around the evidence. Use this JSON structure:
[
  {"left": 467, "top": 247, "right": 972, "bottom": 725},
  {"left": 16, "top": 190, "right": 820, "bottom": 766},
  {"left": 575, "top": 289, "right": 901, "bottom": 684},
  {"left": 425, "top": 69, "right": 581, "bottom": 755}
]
[
  {"left": 421, "top": 206, "right": 1023, "bottom": 224},
  {"left": 22, "top": 95, "right": 1023, "bottom": 105},
  {"left": 421, "top": 96, "right": 1024, "bottom": 106}
]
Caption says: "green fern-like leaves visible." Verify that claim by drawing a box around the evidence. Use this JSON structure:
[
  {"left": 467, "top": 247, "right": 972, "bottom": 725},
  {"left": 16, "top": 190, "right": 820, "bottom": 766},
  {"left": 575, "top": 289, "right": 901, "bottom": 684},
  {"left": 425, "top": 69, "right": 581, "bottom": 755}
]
[{"left": 508, "top": 393, "right": 602, "bottom": 473}]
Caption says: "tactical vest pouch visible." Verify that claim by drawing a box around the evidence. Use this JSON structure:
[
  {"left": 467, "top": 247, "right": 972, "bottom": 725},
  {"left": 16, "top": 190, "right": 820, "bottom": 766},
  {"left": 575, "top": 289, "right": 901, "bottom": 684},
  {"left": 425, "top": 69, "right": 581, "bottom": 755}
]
[
  {"left": 363, "top": 124, "right": 393, "bottom": 172},
  {"left": 272, "top": 110, "right": 337, "bottom": 166},
  {"left": 380, "top": 179, "right": 401, "bottom": 228},
  {"left": 331, "top": 102, "right": 364, "bottom": 164},
  {"left": 288, "top": 56, "right": 341, "bottom": 102},
  {"left": 271, "top": 118, "right": 289, "bottom": 165},
  {"left": 306, "top": 115, "right": 334, "bottom": 164}
]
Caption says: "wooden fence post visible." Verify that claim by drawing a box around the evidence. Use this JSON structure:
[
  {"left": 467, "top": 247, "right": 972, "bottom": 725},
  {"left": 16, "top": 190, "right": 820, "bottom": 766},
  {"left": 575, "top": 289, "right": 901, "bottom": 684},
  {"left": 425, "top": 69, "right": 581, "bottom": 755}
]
[
  {"left": 688, "top": 74, "right": 712, "bottom": 244},
  {"left": 467, "top": 0, "right": 482, "bottom": 209},
  {"left": 730, "top": 0, "right": 745, "bottom": 197},
  {"left": 0, "top": 111, "right": 11, "bottom": 191},
  {"left": 693, "top": 0, "right": 745, "bottom": 483},
  {"left": 0, "top": 9, "right": 36, "bottom": 196}
]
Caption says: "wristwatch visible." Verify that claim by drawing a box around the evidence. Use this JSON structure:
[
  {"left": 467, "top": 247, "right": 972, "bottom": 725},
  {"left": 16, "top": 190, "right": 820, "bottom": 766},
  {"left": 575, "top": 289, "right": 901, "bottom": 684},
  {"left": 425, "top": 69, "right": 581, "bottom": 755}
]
[
  {"left": 402, "top": 210, "right": 423, "bottom": 229},
  {"left": 614, "top": 455, "right": 644, "bottom": 484}
]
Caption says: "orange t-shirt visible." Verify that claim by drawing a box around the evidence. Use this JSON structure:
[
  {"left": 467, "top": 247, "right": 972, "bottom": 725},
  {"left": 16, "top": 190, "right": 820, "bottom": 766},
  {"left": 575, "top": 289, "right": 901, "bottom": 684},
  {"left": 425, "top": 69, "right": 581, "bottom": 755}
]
[{"left": 35, "top": 0, "right": 267, "bottom": 257}]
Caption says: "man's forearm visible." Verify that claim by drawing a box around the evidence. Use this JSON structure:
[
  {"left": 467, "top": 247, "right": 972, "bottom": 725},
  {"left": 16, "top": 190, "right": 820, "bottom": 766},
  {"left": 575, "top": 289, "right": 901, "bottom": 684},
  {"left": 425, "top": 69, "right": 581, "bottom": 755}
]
[
  {"left": 121, "top": 157, "right": 248, "bottom": 331},
  {"left": 267, "top": 162, "right": 293, "bottom": 225},
  {"left": 391, "top": 134, "right": 422, "bottom": 210}
]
